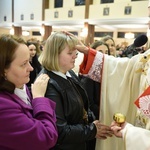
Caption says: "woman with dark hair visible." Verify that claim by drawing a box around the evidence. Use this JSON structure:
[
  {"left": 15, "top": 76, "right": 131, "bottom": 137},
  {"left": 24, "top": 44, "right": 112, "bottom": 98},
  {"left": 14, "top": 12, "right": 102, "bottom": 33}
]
[
  {"left": 101, "top": 35, "right": 116, "bottom": 56},
  {"left": 26, "top": 41, "right": 42, "bottom": 90},
  {"left": 90, "top": 40, "right": 110, "bottom": 55},
  {"left": 0, "top": 34, "right": 58, "bottom": 150}
]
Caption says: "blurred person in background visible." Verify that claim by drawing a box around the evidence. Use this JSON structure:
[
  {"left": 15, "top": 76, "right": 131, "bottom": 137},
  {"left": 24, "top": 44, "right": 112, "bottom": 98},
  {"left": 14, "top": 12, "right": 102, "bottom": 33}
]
[
  {"left": 101, "top": 35, "right": 116, "bottom": 56},
  {"left": 90, "top": 40, "right": 110, "bottom": 55},
  {"left": 26, "top": 41, "right": 42, "bottom": 90}
]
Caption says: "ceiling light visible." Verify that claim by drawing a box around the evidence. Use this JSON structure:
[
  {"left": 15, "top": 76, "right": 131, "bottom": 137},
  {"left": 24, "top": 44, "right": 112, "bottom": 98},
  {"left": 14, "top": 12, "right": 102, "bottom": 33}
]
[
  {"left": 124, "top": 32, "right": 135, "bottom": 39},
  {"left": 80, "top": 27, "right": 88, "bottom": 37},
  {"left": 22, "top": 31, "right": 29, "bottom": 36},
  {"left": 9, "top": 28, "right": 14, "bottom": 35}
]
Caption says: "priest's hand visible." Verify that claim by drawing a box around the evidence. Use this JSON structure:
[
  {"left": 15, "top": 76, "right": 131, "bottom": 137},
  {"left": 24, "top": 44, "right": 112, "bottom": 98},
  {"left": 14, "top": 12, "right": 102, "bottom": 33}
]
[
  {"left": 110, "top": 121, "right": 127, "bottom": 138},
  {"left": 62, "top": 30, "right": 90, "bottom": 54}
]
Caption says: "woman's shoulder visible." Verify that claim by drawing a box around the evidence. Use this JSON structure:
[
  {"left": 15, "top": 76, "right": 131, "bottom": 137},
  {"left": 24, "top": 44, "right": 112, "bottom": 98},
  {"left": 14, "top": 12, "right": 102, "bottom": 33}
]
[{"left": 0, "top": 92, "right": 23, "bottom": 110}]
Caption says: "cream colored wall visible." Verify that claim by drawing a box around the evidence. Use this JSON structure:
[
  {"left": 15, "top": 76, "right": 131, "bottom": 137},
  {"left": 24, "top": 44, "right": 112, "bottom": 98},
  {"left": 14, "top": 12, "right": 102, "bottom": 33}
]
[
  {"left": 45, "top": 6, "right": 85, "bottom": 21},
  {"left": 47, "top": 0, "right": 85, "bottom": 21},
  {"left": 0, "top": 0, "right": 43, "bottom": 24},
  {"left": 0, "top": 0, "right": 43, "bottom": 41},
  {"left": 49, "top": 0, "right": 54, "bottom": 9},
  {"left": 0, "top": 0, "right": 12, "bottom": 24},
  {"left": 14, "top": 0, "right": 42, "bottom": 22},
  {"left": 63, "top": 0, "right": 75, "bottom": 7},
  {"left": 89, "top": 1, "right": 148, "bottom": 19}
]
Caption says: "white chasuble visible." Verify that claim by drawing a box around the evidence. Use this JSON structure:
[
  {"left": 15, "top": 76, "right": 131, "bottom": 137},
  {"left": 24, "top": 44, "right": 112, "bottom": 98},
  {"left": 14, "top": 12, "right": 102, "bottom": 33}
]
[{"left": 85, "top": 50, "right": 150, "bottom": 150}]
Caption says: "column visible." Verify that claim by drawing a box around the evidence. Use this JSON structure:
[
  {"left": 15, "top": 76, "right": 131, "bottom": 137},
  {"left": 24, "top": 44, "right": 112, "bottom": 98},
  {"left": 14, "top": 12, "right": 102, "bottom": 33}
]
[
  {"left": 42, "top": 25, "right": 52, "bottom": 41},
  {"left": 84, "top": 0, "right": 94, "bottom": 45},
  {"left": 84, "top": 22, "right": 95, "bottom": 45},
  {"left": 14, "top": 26, "right": 22, "bottom": 37}
]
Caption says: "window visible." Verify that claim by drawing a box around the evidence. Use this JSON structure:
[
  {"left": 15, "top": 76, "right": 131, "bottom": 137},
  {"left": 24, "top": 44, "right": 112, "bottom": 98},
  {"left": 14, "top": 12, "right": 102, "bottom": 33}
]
[
  {"left": 54, "top": 0, "right": 63, "bottom": 8},
  {"left": 94, "top": 32, "right": 113, "bottom": 37},
  {"left": 117, "top": 32, "right": 146, "bottom": 38},
  {"left": 131, "top": 0, "right": 146, "bottom": 1},
  {"left": 75, "top": 0, "right": 85, "bottom": 6},
  {"left": 32, "top": 31, "right": 41, "bottom": 36},
  {"left": 101, "top": 0, "right": 114, "bottom": 4}
]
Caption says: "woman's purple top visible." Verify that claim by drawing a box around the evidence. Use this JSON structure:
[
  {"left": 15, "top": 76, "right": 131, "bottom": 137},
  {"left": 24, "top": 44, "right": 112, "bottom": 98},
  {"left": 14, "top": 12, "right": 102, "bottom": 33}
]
[{"left": 0, "top": 90, "right": 58, "bottom": 150}]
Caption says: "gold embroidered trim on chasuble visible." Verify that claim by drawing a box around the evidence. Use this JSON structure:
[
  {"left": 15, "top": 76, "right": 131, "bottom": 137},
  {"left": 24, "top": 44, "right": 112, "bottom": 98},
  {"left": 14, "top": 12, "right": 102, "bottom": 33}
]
[{"left": 135, "top": 54, "right": 150, "bottom": 129}]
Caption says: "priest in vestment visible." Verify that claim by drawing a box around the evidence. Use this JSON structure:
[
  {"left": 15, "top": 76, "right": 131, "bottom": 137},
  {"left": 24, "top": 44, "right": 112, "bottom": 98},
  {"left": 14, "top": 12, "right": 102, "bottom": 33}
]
[
  {"left": 71, "top": 1, "right": 150, "bottom": 149},
  {"left": 77, "top": 45, "right": 150, "bottom": 150}
]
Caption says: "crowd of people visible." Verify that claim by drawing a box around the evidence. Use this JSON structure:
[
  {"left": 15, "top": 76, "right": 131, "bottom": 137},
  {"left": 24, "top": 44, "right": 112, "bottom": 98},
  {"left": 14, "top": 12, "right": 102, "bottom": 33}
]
[{"left": 0, "top": 1, "right": 150, "bottom": 150}]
